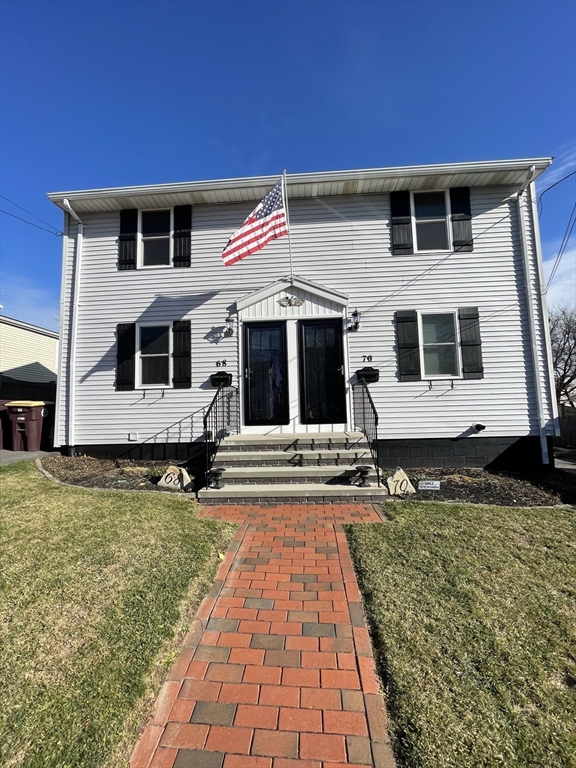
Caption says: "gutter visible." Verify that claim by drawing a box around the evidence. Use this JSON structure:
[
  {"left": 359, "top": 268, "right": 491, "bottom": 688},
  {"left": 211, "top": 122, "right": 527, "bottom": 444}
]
[
  {"left": 516, "top": 168, "right": 550, "bottom": 464},
  {"left": 47, "top": 157, "right": 553, "bottom": 207},
  {"left": 62, "top": 199, "right": 84, "bottom": 455}
]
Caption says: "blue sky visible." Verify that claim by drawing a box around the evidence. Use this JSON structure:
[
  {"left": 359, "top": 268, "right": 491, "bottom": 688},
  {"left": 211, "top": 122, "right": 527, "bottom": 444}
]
[{"left": 1, "top": 0, "right": 574, "bottom": 331}]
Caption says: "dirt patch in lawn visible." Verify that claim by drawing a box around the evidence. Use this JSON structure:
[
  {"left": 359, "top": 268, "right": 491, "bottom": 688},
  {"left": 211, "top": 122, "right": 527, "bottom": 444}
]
[
  {"left": 42, "top": 455, "right": 194, "bottom": 493},
  {"left": 385, "top": 466, "right": 574, "bottom": 506}
]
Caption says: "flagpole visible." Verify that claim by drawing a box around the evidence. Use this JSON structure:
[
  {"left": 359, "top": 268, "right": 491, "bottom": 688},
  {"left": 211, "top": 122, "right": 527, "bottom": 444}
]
[{"left": 283, "top": 170, "right": 294, "bottom": 284}]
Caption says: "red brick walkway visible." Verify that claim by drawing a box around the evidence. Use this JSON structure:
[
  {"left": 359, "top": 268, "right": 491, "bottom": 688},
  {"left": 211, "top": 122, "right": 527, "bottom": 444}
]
[{"left": 130, "top": 504, "right": 395, "bottom": 768}]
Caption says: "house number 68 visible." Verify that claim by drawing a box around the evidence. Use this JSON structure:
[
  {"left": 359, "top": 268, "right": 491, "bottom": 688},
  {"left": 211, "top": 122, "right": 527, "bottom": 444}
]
[{"left": 216, "top": 360, "right": 227, "bottom": 367}]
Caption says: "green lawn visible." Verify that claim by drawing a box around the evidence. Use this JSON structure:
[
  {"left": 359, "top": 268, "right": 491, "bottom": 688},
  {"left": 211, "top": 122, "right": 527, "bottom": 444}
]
[
  {"left": 346, "top": 502, "right": 576, "bottom": 768},
  {"left": 0, "top": 461, "right": 235, "bottom": 768}
]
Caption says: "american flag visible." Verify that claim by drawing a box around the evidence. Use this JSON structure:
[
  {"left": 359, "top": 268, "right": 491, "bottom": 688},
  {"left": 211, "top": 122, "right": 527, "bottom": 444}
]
[{"left": 222, "top": 179, "right": 288, "bottom": 266}]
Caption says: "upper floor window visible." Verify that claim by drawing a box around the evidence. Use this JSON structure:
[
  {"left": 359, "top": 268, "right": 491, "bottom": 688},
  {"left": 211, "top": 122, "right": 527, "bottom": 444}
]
[
  {"left": 118, "top": 206, "right": 192, "bottom": 270},
  {"left": 413, "top": 192, "right": 450, "bottom": 252},
  {"left": 390, "top": 188, "right": 473, "bottom": 256},
  {"left": 140, "top": 210, "right": 172, "bottom": 266}
]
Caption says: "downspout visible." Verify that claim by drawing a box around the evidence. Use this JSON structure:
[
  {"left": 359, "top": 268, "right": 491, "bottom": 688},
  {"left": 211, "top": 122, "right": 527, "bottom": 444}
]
[
  {"left": 62, "top": 199, "right": 84, "bottom": 456},
  {"left": 528, "top": 180, "right": 561, "bottom": 437},
  {"left": 54, "top": 210, "right": 69, "bottom": 448},
  {"left": 516, "top": 167, "right": 550, "bottom": 464}
]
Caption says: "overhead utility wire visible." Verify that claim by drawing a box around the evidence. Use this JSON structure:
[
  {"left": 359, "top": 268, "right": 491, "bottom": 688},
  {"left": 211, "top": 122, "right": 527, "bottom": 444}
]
[
  {"left": 546, "top": 201, "right": 576, "bottom": 289},
  {"left": 537, "top": 169, "right": 576, "bottom": 217},
  {"left": 0, "top": 194, "right": 62, "bottom": 234},
  {"left": 0, "top": 209, "right": 63, "bottom": 236}
]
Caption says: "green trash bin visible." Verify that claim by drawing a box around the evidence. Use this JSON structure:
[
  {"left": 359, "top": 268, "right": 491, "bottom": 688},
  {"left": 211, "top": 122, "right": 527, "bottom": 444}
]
[{"left": 7, "top": 401, "right": 50, "bottom": 452}]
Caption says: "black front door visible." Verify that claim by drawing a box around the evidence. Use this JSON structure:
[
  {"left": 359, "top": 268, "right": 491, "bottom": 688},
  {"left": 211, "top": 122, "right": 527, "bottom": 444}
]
[
  {"left": 244, "top": 322, "right": 289, "bottom": 426},
  {"left": 299, "top": 319, "right": 347, "bottom": 424}
]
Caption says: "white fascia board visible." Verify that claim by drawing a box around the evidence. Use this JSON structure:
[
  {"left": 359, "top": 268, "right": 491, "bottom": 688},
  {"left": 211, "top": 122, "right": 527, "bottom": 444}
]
[
  {"left": 47, "top": 158, "right": 553, "bottom": 209},
  {"left": 236, "top": 275, "right": 348, "bottom": 311},
  {"left": 0, "top": 314, "right": 59, "bottom": 339}
]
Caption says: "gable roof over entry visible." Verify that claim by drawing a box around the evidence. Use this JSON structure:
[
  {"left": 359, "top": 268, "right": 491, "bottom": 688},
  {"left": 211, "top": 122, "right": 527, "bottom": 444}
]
[{"left": 236, "top": 275, "right": 349, "bottom": 312}]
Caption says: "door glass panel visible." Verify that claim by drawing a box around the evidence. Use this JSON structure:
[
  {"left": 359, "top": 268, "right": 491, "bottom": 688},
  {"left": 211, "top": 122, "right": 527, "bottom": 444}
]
[
  {"left": 246, "top": 325, "right": 287, "bottom": 424},
  {"left": 300, "top": 321, "right": 346, "bottom": 424}
]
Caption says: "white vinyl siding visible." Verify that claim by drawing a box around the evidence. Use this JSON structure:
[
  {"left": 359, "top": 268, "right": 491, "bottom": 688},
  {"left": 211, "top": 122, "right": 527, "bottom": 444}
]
[{"left": 54, "top": 186, "right": 555, "bottom": 446}]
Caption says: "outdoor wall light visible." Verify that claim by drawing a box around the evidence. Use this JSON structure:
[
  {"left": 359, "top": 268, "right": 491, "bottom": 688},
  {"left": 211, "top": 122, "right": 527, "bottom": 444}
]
[
  {"left": 279, "top": 295, "right": 304, "bottom": 307},
  {"left": 224, "top": 314, "right": 235, "bottom": 336},
  {"left": 349, "top": 309, "right": 361, "bottom": 332}
]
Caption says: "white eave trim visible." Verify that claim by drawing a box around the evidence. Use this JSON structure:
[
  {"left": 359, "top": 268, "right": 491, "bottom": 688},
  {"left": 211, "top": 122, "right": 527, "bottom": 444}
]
[
  {"left": 0, "top": 314, "right": 59, "bottom": 339},
  {"left": 47, "top": 158, "right": 553, "bottom": 210},
  {"left": 236, "top": 275, "right": 349, "bottom": 311}
]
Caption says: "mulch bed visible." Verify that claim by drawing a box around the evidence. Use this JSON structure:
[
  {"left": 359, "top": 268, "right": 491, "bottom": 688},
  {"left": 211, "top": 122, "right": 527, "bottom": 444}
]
[
  {"left": 41, "top": 455, "right": 193, "bottom": 493},
  {"left": 395, "top": 466, "right": 572, "bottom": 506},
  {"left": 40, "top": 455, "right": 575, "bottom": 506}
]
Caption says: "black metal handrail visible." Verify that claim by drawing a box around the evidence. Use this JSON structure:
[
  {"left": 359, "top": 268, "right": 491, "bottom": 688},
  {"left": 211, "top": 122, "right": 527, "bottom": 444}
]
[
  {"left": 352, "top": 377, "right": 380, "bottom": 486},
  {"left": 203, "top": 384, "right": 239, "bottom": 480}
]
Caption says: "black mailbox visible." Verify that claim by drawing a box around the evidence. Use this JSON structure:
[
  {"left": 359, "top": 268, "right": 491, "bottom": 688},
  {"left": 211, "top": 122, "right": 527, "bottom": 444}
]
[
  {"left": 210, "top": 372, "right": 233, "bottom": 387},
  {"left": 356, "top": 367, "right": 380, "bottom": 383}
]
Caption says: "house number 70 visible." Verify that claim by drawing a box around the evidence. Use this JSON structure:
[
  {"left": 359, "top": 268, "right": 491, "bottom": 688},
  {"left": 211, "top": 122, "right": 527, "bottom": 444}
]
[{"left": 362, "top": 355, "right": 373, "bottom": 362}]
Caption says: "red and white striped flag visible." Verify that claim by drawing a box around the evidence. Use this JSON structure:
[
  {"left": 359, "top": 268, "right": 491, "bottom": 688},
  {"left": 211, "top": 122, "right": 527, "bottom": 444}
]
[{"left": 222, "top": 179, "right": 288, "bottom": 266}]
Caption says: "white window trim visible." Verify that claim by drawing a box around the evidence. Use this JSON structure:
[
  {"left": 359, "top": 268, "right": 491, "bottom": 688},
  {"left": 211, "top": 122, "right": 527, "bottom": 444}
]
[
  {"left": 417, "top": 310, "right": 462, "bottom": 380},
  {"left": 137, "top": 208, "right": 173, "bottom": 269},
  {"left": 135, "top": 322, "right": 173, "bottom": 389},
  {"left": 411, "top": 190, "right": 453, "bottom": 253}
]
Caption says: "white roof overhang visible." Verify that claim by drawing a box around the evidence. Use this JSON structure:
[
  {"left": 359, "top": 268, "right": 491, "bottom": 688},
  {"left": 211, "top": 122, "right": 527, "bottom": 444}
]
[
  {"left": 236, "top": 275, "right": 348, "bottom": 311},
  {"left": 47, "top": 158, "right": 553, "bottom": 214}
]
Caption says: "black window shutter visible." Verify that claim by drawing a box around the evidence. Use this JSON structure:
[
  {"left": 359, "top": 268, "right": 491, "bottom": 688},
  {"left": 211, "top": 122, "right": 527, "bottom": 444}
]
[
  {"left": 450, "top": 188, "right": 473, "bottom": 252},
  {"left": 390, "top": 191, "right": 413, "bottom": 255},
  {"left": 118, "top": 210, "right": 138, "bottom": 270},
  {"left": 395, "top": 310, "right": 421, "bottom": 381},
  {"left": 172, "top": 320, "right": 191, "bottom": 388},
  {"left": 116, "top": 323, "right": 136, "bottom": 390},
  {"left": 458, "top": 307, "right": 483, "bottom": 379},
  {"left": 173, "top": 205, "right": 192, "bottom": 268}
]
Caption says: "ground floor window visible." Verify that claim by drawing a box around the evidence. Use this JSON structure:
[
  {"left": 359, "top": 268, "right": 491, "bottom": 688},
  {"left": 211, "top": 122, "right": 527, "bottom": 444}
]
[
  {"left": 419, "top": 313, "right": 459, "bottom": 377},
  {"left": 138, "top": 324, "right": 171, "bottom": 386}
]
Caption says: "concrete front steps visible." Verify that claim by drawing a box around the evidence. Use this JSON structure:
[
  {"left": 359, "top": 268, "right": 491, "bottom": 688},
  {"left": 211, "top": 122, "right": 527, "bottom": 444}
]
[{"left": 198, "top": 431, "right": 388, "bottom": 504}]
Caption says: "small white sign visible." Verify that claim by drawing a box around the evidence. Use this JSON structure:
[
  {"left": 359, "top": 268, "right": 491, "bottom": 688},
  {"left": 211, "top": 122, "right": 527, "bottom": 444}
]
[{"left": 418, "top": 480, "right": 441, "bottom": 491}]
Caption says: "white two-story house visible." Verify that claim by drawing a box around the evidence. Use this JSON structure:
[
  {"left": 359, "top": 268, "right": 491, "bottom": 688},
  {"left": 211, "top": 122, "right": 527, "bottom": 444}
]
[{"left": 47, "top": 158, "right": 558, "bottom": 501}]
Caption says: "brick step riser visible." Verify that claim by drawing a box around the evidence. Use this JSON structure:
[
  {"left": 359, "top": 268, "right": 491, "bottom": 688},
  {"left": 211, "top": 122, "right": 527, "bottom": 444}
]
[
  {"left": 200, "top": 493, "right": 387, "bottom": 504},
  {"left": 213, "top": 458, "right": 372, "bottom": 468},
  {"left": 220, "top": 475, "right": 375, "bottom": 486},
  {"left": 218, "top": 443, "right": 368, "bottom": 452}
]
